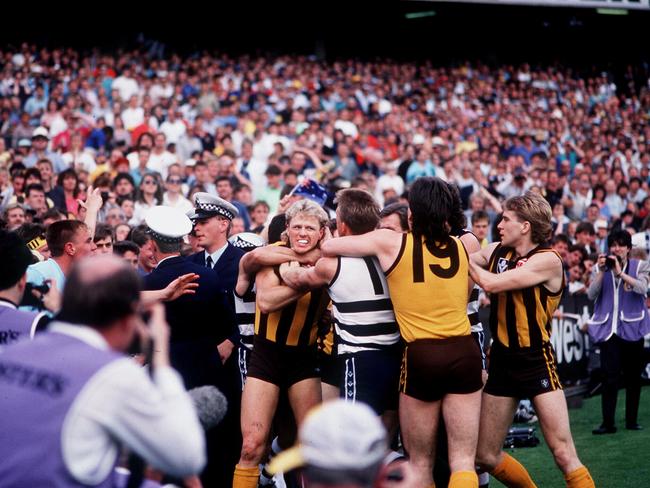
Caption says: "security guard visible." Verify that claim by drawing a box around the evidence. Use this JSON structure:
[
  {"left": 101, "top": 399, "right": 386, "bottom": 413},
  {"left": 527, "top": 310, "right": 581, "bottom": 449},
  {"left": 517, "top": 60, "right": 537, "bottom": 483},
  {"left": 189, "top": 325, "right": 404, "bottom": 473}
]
[{"left": 141, "top": 205, "right": 240, "bottom": 487}]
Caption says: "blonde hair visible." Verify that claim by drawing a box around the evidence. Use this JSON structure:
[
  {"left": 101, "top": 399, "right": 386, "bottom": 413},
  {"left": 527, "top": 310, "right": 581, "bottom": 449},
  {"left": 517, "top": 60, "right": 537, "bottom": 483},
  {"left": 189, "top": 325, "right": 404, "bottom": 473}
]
[
  {"left": 504, "top": 191, "right": 553, "bottom": 244},
  {"left": 282, "top": 199, "right": 329, "bottom": 244}
]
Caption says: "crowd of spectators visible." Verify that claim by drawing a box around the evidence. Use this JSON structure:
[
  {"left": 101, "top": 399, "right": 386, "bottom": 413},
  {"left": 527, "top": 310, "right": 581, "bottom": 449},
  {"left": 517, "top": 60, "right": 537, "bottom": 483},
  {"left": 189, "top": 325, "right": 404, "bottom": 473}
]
[{"left": 1, "top": 44, "right": 650, "bottom": 293}]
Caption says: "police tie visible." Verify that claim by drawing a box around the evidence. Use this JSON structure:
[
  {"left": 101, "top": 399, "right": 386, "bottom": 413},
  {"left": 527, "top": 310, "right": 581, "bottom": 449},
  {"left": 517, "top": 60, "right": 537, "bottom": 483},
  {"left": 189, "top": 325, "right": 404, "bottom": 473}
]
[{"left": 206, "top": 255, "right": 213, "bottom": 269}]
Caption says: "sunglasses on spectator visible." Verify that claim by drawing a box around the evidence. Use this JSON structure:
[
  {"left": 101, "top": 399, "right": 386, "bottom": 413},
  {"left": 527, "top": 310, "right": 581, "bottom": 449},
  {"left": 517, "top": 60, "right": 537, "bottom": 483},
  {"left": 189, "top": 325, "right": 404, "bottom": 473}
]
[
  {"left": 143, "top": 180, "right": 157, "bottom": 185},
  {"left": 168, "top": 178, "right": 182, "bottom": 184}
]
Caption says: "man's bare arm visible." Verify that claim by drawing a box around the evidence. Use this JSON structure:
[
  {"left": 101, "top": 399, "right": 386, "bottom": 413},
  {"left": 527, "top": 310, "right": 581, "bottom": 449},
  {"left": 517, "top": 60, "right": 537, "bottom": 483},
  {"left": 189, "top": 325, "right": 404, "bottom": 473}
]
[
  {"left": 237, "top": 246, "right": 322, "bottom": 296},
  {"left": 255, "top": 266, "right": 306, "bottom": 314},
  {"left": 235, "top": 257, "right": 253, "bottom": 297},
  {"left": 280, "top": 257, "right": 337, "bottom": 291},
  {"left": 78, "top": 186, "right": 103, "bottom": 238},
  {"left": 470, "top": 242, "right": 498, "bottom": 269},
  {"left": 320, "top": 229, "right": 401, "bottom": 271},
  {"left": 459, "top": 232, "right": 480, "bottom": 294},
  {"left": 470, "top": 251, "right": 563, "bottom": 294},
  {"left": 241, "top": 246, "right": 321, "bottom": 276}
]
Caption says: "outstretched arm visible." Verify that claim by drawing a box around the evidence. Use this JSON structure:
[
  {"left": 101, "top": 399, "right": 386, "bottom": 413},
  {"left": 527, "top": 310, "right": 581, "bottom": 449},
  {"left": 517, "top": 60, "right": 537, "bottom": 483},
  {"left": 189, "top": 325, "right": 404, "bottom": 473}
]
[
  {"left": 459, "top": 232, "right": 481, "bottom": 294},
  {"left": 236, "top": 246, "right": 321, "bottom": 296},
  {"left": 470, "top": 251, "right": 563, "bottom": 294},
  {"left": 470, "top": 242, "right": 498, "bottom": 270},
  {"left": 320, "top": 229, "right": 401, "bottom": 271},
  {"left": 79, "top": 186, "right": 103, "bottom": 238},
  {"left": 142, "top": 273, "right": 200, "bottom": 304},
  {"left": 241, "top": 246, "right": 321, "bottom": 275}
]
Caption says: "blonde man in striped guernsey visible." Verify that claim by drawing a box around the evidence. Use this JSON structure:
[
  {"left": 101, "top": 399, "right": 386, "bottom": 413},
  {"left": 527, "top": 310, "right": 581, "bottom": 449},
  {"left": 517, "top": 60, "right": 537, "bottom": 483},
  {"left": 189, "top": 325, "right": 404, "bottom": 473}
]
[
  {"left": 469, "top": 191, "right": 594, "bottom": 488},
  {"left": 232, "top": 200, "right": 331, "bottom": 488}
]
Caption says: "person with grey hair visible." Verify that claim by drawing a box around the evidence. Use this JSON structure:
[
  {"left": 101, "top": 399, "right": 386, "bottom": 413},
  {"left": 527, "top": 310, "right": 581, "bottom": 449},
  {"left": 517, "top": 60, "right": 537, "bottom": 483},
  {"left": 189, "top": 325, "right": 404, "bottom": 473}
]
[
  {"left": 104, "top": 204, "right": 127, "bottom": 228},
  {"left": 3, "top": 203, "right": 26, "bottom": 230}
]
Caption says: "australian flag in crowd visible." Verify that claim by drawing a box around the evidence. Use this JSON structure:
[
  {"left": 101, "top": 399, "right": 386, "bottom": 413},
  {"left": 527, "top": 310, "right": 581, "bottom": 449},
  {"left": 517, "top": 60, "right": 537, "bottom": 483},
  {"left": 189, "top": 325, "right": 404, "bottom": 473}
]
[{"left": 291, "top": 179, "right": 329, "bottom": 206}]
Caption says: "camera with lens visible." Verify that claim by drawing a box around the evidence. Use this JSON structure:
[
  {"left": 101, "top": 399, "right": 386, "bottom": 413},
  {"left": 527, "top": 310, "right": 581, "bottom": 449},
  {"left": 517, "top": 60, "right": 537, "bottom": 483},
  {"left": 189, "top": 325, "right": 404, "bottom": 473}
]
[
  {"left": 20, "top": 282, "right": 51, "bottom": 309},
  {"left": 605, "top": 256, "right": 621, "bottom": 271}
]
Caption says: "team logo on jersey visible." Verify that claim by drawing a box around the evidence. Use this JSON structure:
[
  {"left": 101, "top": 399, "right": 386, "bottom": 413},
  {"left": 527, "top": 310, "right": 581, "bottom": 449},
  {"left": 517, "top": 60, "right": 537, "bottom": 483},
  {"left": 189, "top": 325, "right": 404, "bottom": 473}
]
[
  {"left": 497, "top": 258, "right": 509, "bottom": 274},
  {"left": 516, "top": 258, "right": 529, "bottom": 268},
  {"left": 541, "top": 379, "right": 550, "bottom": 389}
]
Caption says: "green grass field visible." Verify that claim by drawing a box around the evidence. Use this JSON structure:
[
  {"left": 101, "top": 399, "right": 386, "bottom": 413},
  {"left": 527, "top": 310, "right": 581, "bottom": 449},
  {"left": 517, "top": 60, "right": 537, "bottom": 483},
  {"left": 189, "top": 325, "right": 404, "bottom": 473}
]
[{"left": 493, "top": 387, "right": 650, "bottom": 487}]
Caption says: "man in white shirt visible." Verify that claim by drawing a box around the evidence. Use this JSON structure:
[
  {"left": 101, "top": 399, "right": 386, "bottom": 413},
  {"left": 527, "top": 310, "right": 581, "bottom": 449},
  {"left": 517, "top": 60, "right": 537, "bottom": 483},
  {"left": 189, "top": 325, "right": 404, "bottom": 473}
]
[
  {"left": 0, "top": 255, "right": 205, "bottom": 486},
  {"left": 236, "top": 139, "right": 267, "bottom": 199},
  {"left": 159, "top": 109, "right": 187, "bottom": 145},
  {"left": 631, "top": 219, "right": 650, "bottom": 257},
  {"left": 375, "top": 159, "right": 404, "bottom": 206},
  {"left": 112, "top": 66, "right": 140, "bottom": 102},
  {"left": 121, "top": 95, "right": 145, "bottom": 131},
  {"left": 148, "top": 132, "right": 178, "bottom": 179}
]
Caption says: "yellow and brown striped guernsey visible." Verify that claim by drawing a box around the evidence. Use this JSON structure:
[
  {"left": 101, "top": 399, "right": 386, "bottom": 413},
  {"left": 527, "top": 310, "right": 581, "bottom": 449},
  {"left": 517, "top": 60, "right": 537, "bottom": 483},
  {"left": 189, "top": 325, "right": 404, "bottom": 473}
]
[
  {"left": 487, "top": 244, "right": 564, "bottom": 350},
  {"left": 317, "top": 303, "right": 335, "bottom": 355},
  {"left": 385, "top": 233, "right": 471, "bottom": 342},
  {"left": 254, "top": 272, "right": 330, "bottom": 347}
]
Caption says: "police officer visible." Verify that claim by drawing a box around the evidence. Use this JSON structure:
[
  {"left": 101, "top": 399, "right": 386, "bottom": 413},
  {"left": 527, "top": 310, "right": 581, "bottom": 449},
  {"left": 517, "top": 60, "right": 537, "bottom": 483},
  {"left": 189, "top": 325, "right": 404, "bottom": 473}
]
[
  {"left": 0, "top": 230, "right": 51, "bottom": 345},
  {"left": 187, "top": 194, "right": 247, "bottom": 487},
  {"left": 187, "top": 192, "right": 245, "bottom": 292},
  {"left": 142, "top": 205, "right": 236, "bottom": 389},
  {"left": 0, "top": 255, "right": 205, "bottom": 486},
  {"left": 141, "top": 205, "right": 240, "bottom": 487}
]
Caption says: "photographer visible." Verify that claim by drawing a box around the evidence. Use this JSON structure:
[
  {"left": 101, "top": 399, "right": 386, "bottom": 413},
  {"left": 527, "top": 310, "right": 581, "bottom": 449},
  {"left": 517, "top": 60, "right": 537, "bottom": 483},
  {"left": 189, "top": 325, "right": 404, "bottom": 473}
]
[
  {"left": 0, "top": 255, "right": 206, "bottom": 485},
  {"left": 0, "top": 230, "right": 51, "bottom": 345},
  {"left": 587, "top": 230, "right": 650, "bottom": 435}
]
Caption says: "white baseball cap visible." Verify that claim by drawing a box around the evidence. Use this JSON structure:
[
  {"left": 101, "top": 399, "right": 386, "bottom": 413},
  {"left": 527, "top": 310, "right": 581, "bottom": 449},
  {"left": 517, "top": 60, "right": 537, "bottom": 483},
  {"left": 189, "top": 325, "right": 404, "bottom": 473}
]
[
  {"left": 269, "top": 400, "right": 387, "bottom": 474},
  {"left": 32, "top": 126, "right": 49, "bottom": 139}
]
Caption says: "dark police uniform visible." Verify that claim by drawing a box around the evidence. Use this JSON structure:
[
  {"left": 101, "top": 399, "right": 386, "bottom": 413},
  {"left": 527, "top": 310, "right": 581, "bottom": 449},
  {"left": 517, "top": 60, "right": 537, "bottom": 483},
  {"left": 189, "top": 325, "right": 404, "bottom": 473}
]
[
  {"left": 142, "top": 256, "right": 236, "bottom": 389},
  {"left": 141, "top": 204, "right": 239, "bottom": 488},
  {"left": 187, "top": 192, "right": 245, "bottom": 292}
]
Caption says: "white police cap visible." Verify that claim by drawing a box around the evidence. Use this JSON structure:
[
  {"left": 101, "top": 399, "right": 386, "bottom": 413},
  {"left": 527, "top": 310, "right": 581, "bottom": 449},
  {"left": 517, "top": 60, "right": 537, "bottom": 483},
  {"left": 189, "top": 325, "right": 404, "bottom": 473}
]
[
  {"left": 144, "top": 205, "right": 193, "bottom": 243},
  {"left": 228, "top": 232, "right": 266, "bottom": 250},
  {"left": 188, "top": 192, "right": 239, "bottom": 221}
]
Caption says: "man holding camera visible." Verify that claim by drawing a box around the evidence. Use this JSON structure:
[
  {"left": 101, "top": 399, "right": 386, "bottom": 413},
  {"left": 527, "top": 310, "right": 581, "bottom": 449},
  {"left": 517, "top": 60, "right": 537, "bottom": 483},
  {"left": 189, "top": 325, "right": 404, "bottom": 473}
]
[
  {"left": 587, "top": 230, "right": 650, "bottom": 434},
  {"left": 0, "top": 230, "right": 51, "bottom": 345},
  {"left": 0, "top": 255, "right": 206, "bottom": 486}
]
